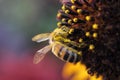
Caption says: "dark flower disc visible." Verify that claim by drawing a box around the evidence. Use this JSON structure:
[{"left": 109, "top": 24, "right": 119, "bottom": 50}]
[{"left": 56, "top": 0, "right": 120, "bottom": 80}]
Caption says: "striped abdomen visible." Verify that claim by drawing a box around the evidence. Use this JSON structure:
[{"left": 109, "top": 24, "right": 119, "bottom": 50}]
[{"left": 52, "top": 42, "right": 82, "bottom": 63}]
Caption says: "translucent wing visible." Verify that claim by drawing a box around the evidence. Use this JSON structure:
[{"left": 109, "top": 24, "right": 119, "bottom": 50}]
[
  {"left": 33, "top": 45, "right": 51, "bottom": 64},
  {"left": 32, "top": 33, "right": 50, "bottom": 43}
]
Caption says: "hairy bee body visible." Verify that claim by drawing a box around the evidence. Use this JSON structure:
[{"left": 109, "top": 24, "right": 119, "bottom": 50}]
[
  {"left": 52, "top": 42, "right": 81, "bottom": 63},
  {"left": 32, "top": 26, "right": 83, "bottom": 64},
  {"left": 49, "top": 26, "right": 82, "bottom": 63}
]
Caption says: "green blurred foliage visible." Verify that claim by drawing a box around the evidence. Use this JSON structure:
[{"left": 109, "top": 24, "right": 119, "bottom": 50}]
[{"left": 0, "top": 0, "right": 61, "bottom": 50}]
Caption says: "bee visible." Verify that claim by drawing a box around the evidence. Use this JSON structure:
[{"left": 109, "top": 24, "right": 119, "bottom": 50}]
[{"left": 32, "top": 26, "right": 84, "bottom": 64}]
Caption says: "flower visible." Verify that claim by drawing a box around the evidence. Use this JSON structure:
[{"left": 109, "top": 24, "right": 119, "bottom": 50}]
[
  {"left": 62, "top": 62, "right": 103, "bottom": 80},
  {"left": 57, "top": 0, "right": 120, "bottom": 79}
]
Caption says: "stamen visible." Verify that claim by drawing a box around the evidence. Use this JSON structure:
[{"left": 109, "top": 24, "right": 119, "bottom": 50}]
[
  {"left": 68, "top": 19, "right": 73, "bottom": 24},
  {"left": 85, "top": 32, "right": 90, "bottom": 37},
  {"left": 79, "top": 38, "right": 83, "bottom": 43},
  {"left": 62, "top": 18, "right": 66, "bottom": 22},
  {"left": 85, "top": 16, "right": 91, "bottom": 21},
  {"left": 65, "top": 10, "right": 70, "bottom": 14},
  {"left": 93, "top": 33, "right": 98, "bottom": 38},
  {"left": 62, "top": 5, "right": 66, "bottom": 11},
  {"left": 69, "top": 28, "right": 74, "bottom": 34},
  {"left": 57, "top": 22, "right": 62, "bottom": 27},
  {"left": 71, "top": 0, "right": 76, "bottom": 4},
  {"left": 78, "top": 51, "right": 82, "bottom": 56},
  {"left": 92, "top": 24, "right": 98, "bottom": 29},
  {"left": 73, "top": 18, "right": 78, "bottom": 23},
  {"left": 71, "top": 5, "right": 77, "bottom": 10},
  {"left": 77, "top": 9, "right": 82, "bottom": 14},
  {"left": 89, "top": 44, "right": 95, "bottom": 50}
]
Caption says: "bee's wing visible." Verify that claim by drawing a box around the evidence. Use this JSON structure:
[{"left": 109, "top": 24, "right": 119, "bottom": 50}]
[
  {"left": 33, "top": 45, "right": 51, "bottom": 64},
  {"left": 32, "top": 33, "right": 51, "bottom": 43}
]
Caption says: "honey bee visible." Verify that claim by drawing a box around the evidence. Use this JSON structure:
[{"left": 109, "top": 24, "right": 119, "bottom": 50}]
[{"left": 32, "top": 26, "right": 84, "bottom": 64}]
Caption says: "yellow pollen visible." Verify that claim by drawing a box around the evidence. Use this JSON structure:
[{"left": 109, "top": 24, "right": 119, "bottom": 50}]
[
  {"left": 62, "top": 18, "right": 66, "bottom": 22},
  {"left": 68, "top": 19, "right": 72, "bottom": 24},
  {"left": 92, "top": 23, "right": 98, "bottom": 29},
  {"left": 64, "top": 39, "right": 71, "bottom": 42},
  {"left": 85, "top": 16, "right": 91, "bottom": 21},
  {"left": 73, "top": 18, "right": 78, "bottom": 22},
  {"left": 57, "top": 22, "right": 61, "bottom": 27},
  {"left": 89, "top": 44, "right": 95, "bottom": 50},
  {"left": 57, "top": 13, "right": 61, "bottom": 17},
  {"left": 79, "top": 38, "right": 83, "bottom": 43},
  {"left": 93, "top": 33, "right": 98, "bottom": 38},
  {"left": 69, "top": 28, "right": 74, "bottom": 34},
  {"left": 85, "top": 32, "right": 90, "bottom": 37},
  {"left": 62, "top": 5, "right": 66, "bottom": 11},
  {"left": 65, "top": 10, "right": 70, "bottom": 14},
  {"left": 78, "top": 51, "right": 82, "bottom": 56},
  {"left": 77, "top": 9, "right": 82, "bottom": 14},
  {"left": 71, "top": 5, "right": 76, "bottom": 10},
  {"left": 71, "top": 0, "right": 76, "bottom": 3},
  {"left": 54, "top": 36, "right": 63, "bottom": 41}
]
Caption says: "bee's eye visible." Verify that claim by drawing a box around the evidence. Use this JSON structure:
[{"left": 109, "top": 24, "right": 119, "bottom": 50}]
[
  {"left": 62, "top": 27, "right": 67, "bottom": 32},
  {"left": 60, "top": 26, "right": 69, "bottom": 32}
]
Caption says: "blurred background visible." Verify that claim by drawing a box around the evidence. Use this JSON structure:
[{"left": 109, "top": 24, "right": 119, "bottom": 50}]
[{"left": 0, "top": 0, "right": 65, "bottom": 80}]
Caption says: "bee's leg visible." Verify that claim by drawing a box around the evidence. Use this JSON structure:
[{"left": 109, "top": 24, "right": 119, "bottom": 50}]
[
  {"left": 63, "top": 38, "right": 86, "bottom": 48},
  {"left": 53, "top": 34, "right": 86, "bottom": 48}
]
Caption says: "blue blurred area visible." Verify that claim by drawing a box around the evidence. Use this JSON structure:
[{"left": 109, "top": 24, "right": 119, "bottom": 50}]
[
  {"left": 0, "top": 0, "right": 60, "bottom": 53},
  {"left": 0, "top": 0, "right": 65, "bottom": 80}
]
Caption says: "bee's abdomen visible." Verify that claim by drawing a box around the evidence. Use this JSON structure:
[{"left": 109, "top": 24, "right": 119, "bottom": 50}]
[
  {"left": 52, "top": 42, "right": 81, "bottom": 63},
  {"left": 63, "top": 49, "right": 81, "bottom": 63}
]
